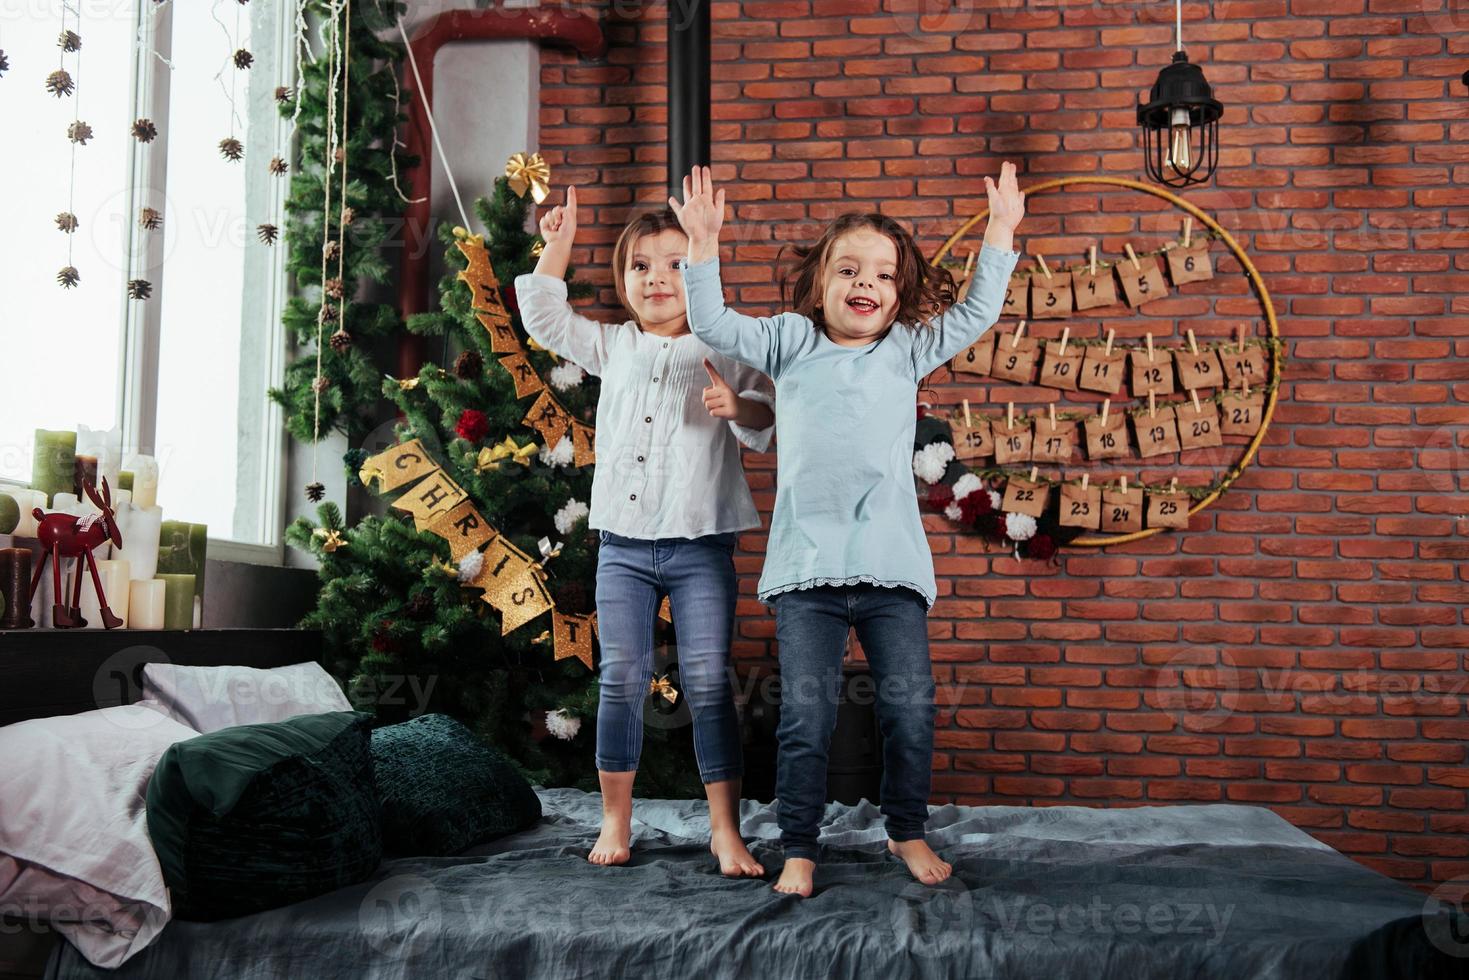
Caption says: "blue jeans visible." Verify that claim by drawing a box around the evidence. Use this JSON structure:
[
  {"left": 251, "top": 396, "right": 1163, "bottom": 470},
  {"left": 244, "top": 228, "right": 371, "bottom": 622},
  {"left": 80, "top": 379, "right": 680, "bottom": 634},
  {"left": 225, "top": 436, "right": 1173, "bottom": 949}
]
[
  {"left": 773, "top": 584, "right": 936, "bottom": 861},
  {"left": 594, "top": 529, "right": 744, "bottom": 784}
]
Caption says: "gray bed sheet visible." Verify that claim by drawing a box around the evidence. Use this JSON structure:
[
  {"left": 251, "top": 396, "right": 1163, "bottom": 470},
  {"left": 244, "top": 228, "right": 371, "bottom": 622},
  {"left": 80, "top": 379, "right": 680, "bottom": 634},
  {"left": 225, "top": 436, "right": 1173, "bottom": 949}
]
[{"left": 46, "top": 788, "right": 1455, "bottom": 979}]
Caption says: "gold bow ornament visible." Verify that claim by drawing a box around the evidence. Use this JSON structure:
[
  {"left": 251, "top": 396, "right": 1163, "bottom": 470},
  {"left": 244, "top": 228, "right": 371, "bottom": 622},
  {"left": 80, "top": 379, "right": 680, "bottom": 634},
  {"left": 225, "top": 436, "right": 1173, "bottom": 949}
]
[
  {"left": 313, "top": 528, "right": 347, "bottom": 553},
  {"left": 476, "top": 437, "right": 538, "bottom": 473},
  {"left": 649, "top": 675, "right": 679, "bottom": 705},
  {"left": 505, "top": 151, "right": 552, "bottom": 204}
]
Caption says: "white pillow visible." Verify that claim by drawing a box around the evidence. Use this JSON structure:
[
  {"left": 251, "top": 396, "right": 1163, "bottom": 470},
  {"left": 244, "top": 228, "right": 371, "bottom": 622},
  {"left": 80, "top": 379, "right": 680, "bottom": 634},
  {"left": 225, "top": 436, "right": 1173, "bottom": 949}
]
[
  {"left": 140, "top": 661, "right": 352, "bottom": 733},
  {"left": 0, "top": 703, "right": 198, "bottom": 968}
]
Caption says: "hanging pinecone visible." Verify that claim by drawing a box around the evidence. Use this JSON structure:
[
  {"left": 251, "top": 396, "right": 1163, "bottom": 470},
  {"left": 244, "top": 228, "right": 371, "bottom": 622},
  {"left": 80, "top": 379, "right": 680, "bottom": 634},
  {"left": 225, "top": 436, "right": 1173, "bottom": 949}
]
[
  {"left": 218, "top": 137, "right": 244, "bottom": 162},
  {"left": 45, "top": 69, "right": 73, "bottom": 97},
  {"left": 323, "top": 239, "right": 340, "bottom": 261},
  {"left": 454, "top": 350, "right": 484, "bottom": 379},
  {"left": 273, "top": 85, "right": 292, "bottom": 103},
  {"left": 127, "top": 279, "right": 152, "bottom": 300},
  {"left": 57, "top": 266, "right": 80, "bottom": 289},
  {"left": 131, "top": 118, "right": 157, "bottom": 143},
  {"left": 320, "top": 303, "right": 339, "bottom": 324},
  {"left": 333, "top": 145, "right": 345, "bottom": 164},
  {"left": 340, "top": 206, "right": 355, "bottom": 226},
  {"left": 256, "top": 223, "right": 278, "bottom": 245},
  {"left": 329, "top": 328, "right": 353, "bottom": 353},
  {"left": 57, "top": 30, "right": 81, "bottom": 53},
  {"left": 324, "top": 277, "right": 345, "bottom": 299},
  {"left": 67, "top": 120, "right": 92, "bottom": 144},
  {"left": 139, "top": 207, "right": 162, "bottom": 230},
  {"left": 233, "top": 48, "right": 253, "bottom": 70},
  {"left": 311, "top": 375, "right": 332, "bottom": 394},
  {"left": 55, "top": 212, "right": 78, "bottom": 233},
  {"left": 0, "top": 50, "right": 9, "bottom": 76},
  {"left": 305, "top": 481, "right": 325, "bottom": 503},
  {"left": 268, "top": 155, "right": 288, "bottom": 176},
  {"left": 405, "top": 593, "right": 434, "bottom": 620}
]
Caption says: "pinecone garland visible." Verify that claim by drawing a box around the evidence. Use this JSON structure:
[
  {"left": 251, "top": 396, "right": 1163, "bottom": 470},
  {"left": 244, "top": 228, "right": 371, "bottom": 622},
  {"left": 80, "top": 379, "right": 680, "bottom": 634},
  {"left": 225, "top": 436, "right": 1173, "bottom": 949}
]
[
  {"left": 57, "top": 266, "right": 80, "bottom": 289},
  {"left": 139, "top": 207, "right": 162, "bottom": 230},
  {"left": 57, "top": 30, "right": 81, "bottom": 53},
  {"left": 320, "top": 303, "right": 339, "bottom": 324},
  {"left": 333, "top": 146, "right": 345, "bottom": 164},
  {"left": 131, "top": 118, "right": 157, "bottom": 142},
  {"left": 340, "top": 206, "right": 355, "bottom": 226},
  {"left": 305, "top": 481, "right": 325, "bottom": 503},
  {"left": 329, "top": 328, "right": 353, "bottom": 353},
  {"left": 324, "top": 277, "right": 345, "bottom": 300},
  {"left": 0, "top": 50, "right": 10, "bottom": 76},
  {"left": 67, "top": 120, "right": 92, "bottom": 144},
  {"left": 323, "top": 240, "right": 340, "bottom": 261},
  {"left": 405, "top": 593, "right": 434, "bottom": 620},
  {"left": 218, "top": 137, "right": 244, "bottom": 161},
  {"left": 453, "top": 350, "right": 484, "bottom": 379},
  {"left": 268, "top": 155, "right": 288, "bottom": 176},
  {"left": 126, "top": 279, "right": 152, "bottom": 300},
  {"left": 256, "top": 223, "right": 279, "bottom": 245},
  {"left": 233, "top": 49, "right": 253, "bottom": 70},
  {"left": 55, "top": 212, "right": 78, "bottom": 233},
  {"left": 45, "top": 69, "right": 73, "bottom": 97},
  {"left": 312, "top": 375, "right": 331, "bottom": 394}
]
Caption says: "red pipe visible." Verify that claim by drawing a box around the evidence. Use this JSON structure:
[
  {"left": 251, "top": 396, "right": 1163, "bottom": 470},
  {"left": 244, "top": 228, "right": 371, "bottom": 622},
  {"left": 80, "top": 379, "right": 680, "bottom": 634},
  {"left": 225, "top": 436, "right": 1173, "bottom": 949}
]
[{"left": 396, "top": 9, "right": 606, "bottom": 379}]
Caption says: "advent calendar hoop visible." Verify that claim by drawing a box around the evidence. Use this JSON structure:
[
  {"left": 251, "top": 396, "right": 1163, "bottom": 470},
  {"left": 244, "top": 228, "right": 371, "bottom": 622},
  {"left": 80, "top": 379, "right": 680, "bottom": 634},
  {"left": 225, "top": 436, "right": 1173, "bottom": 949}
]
[{"left": 932, "top": 176, "right": 1281, "bottom": 548}]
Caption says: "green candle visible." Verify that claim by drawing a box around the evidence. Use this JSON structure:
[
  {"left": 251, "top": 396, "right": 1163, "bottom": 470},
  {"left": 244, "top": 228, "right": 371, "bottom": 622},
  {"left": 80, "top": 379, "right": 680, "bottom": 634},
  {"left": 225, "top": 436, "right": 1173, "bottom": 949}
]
[
  {"left": 158, "top": 521, "right": 207, "bottom": 598},
  {"left": 118, "top": 470, "right": 134, "bottom": 493},
  {"left": 0, "top": 493, "right": 18, "bottom": 535},
  {"left": 157, "top": 574, "right": 195, "bottom": 629},
  {"left": 31, "top": 430, "right": 77, "bottom": 506},
  {"left": 188, "top": 522, "right": 208, "bottom": 600}
]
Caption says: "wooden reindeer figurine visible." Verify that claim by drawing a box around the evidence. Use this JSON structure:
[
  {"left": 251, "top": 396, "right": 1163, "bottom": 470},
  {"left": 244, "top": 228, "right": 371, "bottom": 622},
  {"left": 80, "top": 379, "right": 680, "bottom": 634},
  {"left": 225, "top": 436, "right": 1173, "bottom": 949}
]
[{"left": 27, "top": 477, "right": 125, "bottom": 629}]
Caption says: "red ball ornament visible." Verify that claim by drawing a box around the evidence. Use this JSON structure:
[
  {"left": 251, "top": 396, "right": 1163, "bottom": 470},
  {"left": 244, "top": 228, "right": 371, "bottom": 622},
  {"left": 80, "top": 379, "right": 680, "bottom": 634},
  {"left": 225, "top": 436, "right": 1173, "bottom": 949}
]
[{"left": 455, "top": 409, "right": 491, "bottom": 444}]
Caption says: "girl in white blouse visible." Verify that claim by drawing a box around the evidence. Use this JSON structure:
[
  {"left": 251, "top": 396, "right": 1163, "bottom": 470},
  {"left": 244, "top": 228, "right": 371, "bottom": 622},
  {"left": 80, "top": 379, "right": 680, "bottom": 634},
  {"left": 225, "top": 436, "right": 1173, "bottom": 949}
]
[{"left": 514, "top": 188, "right": 774, "bottom": 878}]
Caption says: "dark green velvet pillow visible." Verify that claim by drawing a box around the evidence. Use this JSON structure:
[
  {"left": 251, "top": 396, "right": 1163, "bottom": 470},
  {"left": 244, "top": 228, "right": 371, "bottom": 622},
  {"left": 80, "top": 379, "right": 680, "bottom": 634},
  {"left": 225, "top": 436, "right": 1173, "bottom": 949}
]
[
  {"left": 371, "top": 713, "right": 541, "bottom": 856},
  {"left": 145, "top": 711, "right": 381, "bottom": 921}
]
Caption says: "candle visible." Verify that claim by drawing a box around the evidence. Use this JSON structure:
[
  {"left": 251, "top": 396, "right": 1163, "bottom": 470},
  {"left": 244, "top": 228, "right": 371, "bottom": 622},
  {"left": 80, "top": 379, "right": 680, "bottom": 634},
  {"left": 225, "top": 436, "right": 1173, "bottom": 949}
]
[
  {"left": 122, "top": 454, "right": 158, "bottom": 510},
  {"left": 157, "top": 574, "right": 195, "bottom": 629},
  {"left": 0, "top": 494, "right": 18, "bottom": 535},
  {"left": 72, "top": 454, "right": 98, "bottom": 498},
  {"left": 128, "top": 579, "right": 165, "bottom": 629},
  {"left": 31, "top": 430, "right": 77, "bottom": 506},
  {"left": 157, "top": 520, "right": 207, "bottom": 605},
  {"left": 76, "top": 425, "right": 121, "bottom": 496},
  {"left": 51, "top": 493, "right": 81, "bottom": 515},
  {"left": 116, "top": 505, "right": 162, "bottom": 580},
  {"left": 188, "top": 522, "right": 207, "bottom": 603},
  {"left": 78, "top": 559, "right": 130, "bottom": 629},
  {"left": 0, "top": 547, "right": 33, "bottom": 629},
  {"left": 118, "top": 471, "right": 134, "bottom": 493},
  {"left": 8, "top": 490, "right": 48, "bottom": 538}
]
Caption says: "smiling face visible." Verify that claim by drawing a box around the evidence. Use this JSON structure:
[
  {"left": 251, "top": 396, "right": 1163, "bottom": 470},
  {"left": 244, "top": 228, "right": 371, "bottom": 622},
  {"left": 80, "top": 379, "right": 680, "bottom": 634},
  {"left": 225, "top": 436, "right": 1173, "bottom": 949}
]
[
  {"left": 818, "top": 227, "right": 900, "bottom": 347},
  {"left": 622, "top": 227, "right": 690, "bottom": 337}
]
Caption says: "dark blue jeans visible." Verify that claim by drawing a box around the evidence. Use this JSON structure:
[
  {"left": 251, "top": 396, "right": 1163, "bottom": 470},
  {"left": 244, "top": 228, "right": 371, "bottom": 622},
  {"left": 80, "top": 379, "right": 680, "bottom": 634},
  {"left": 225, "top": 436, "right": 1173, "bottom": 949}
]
[
  {"left": 594, "top": 529, "right": 744, "bottom": 784},
  {"left": 773, "top": 584, "right": 936, "bottom": 861}
]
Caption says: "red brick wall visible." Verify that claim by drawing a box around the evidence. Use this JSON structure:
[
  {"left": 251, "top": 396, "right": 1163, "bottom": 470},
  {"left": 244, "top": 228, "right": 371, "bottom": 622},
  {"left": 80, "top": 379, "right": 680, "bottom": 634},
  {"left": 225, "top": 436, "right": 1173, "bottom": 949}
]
[{"left": 535, "top": 0, "right": 1469, "bottom": 891}]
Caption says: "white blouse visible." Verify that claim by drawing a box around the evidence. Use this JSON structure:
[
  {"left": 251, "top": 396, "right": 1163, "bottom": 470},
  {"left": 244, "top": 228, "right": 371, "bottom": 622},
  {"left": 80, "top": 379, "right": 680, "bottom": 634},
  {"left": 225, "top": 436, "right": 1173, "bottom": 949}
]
[{"left": 513, "top": 273, "right": 776, "bottom": 540}]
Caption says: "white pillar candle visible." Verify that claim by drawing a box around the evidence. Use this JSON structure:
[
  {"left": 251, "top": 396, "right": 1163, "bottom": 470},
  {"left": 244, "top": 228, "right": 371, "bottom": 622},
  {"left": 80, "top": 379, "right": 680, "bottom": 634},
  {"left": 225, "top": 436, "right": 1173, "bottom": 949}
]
[
  {"left": 77, "top": 426, "right": 122, "bottom": 497},
  {"left": 78, "top": 559, "right": 130, "bottom": 629},
  {"left": 30, "top": 559, "right": 67, "bottom": 629},
  {"left": 128, "top": 578, "right": 165, "bottom": 629},
  {"left": 9, "top": 490, "right": 48, "bottom": 538},
  {"left": 115, "top": 505, "right": 162, "bottom": 581},
  {"left": 122, "top": 454, "right": 158, "bottom": 510}
]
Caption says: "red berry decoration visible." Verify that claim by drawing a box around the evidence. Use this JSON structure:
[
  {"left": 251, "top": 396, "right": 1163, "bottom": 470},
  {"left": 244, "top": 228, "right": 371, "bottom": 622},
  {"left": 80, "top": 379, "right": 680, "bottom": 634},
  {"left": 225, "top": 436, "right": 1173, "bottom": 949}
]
[{"left": 455, "top": 409, "right": 490, "bottom": 444}]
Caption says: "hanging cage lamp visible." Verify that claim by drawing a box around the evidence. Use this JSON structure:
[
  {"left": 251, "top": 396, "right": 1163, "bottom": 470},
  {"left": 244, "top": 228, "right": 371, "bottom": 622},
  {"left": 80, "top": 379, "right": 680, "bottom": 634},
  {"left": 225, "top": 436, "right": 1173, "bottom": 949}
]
[{"left": 1137, "top": 0, "right": 1223, "bottom": 187}]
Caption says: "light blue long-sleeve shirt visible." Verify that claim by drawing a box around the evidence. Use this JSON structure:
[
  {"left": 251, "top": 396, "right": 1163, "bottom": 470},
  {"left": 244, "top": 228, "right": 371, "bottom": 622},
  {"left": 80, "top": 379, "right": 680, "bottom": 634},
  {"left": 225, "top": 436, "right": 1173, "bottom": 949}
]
[{"left": 681, "top": 243, "right": 1021, "bottom": 608}]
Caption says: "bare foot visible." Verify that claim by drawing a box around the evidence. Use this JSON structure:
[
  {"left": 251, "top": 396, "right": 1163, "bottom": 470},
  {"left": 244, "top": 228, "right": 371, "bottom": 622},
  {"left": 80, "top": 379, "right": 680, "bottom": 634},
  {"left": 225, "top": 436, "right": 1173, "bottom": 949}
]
[
  {"left": 710, "top": 827, "right": 765, "bottom": 878},
  {"left": 589, "top": 814, "right": 631, "bottom": 866},
  {"left": 773, "top": 857, "right": 815, "bottom": 897},
  {"left": 888, "top": 838, "right": 952, "bottom": 886}
]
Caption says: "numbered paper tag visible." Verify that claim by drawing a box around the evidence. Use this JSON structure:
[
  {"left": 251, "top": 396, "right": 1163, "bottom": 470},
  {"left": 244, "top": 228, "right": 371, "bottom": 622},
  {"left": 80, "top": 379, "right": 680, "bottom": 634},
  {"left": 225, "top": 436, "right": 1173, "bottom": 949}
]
[
  {"left": 992, "top": 421, "right": 1033, "bottom": 465},
  {"left": 1221, "top": 345, "right": 1268, "bottom": 389},
  {"left": 1039, "top": 344, "right": 1085, "bottom": 391},
  {"left": 1083, "top": 411, "right": 1130, "bottom": 460},
  {"left": 1072, "top": 266, "right": 1118, "bottom": 311},
  {"left": 951, "top": 333, "right": 995, "bottom": 378},
  {"left": 1176, "top": 400, "right": 1224, "bottom": 451},
  {"left": 1219, "top": 390, "right": 1265, "bottom": 437},
  {"left": 1133, "top": 406, "right": 1182, "bottom": 458},
  {"left": 1147, "top": 490, "right": 1191, "bottom": 529},
  {"left": 1001, "top": 476, "right": 1048, "bottom": 518},
  {"left": 1059, "top": 483, "right": 1102, "bottom": 529},
  {"left": 1165, "top": 244, "right": 1214, "bottom": 285},
  {"left": 1175, "top": 349, "right": 1223, "bottom": 390},
  {"left": 990, "top": 336, "right": 1041, "bottom": 385},
  {"left": 1032, "top": 418, "right": 1077, "bottom": 464},
  {"left": 1117, "top": 258, "right": 1169, "bottom": 308},
  {"left": 952, "top": 420, "right": 993, "bottom": 462},
  {"left": 1129, "top": 349, "right": 1176, "bottom": 396},
  {"left": 1101, "top": 486, "right": 1144, "bottom": 533},
  {"left": 1078, "top": 348, "right": 1127, "bottom": 395},
  {"left": 1003, "top": 275, "right": 1028, "bottom": 317},
  {"left": 1029, "top": 270, "right": 1073, "bottom": 320}
]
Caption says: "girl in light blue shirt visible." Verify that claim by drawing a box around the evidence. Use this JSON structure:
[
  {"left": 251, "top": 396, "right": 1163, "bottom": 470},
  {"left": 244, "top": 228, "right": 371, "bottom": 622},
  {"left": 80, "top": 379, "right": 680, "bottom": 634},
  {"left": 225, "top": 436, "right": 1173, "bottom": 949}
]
[{"left": 671, "top": 164, "right": 1025, "bottom": 897}]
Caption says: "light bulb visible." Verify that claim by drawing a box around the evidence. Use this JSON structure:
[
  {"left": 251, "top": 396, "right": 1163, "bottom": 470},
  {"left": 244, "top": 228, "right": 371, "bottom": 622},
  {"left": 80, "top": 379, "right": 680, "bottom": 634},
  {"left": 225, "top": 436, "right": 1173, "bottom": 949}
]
[{"left": 1167, "top": 106, "right": 1192, "bottom": 175}]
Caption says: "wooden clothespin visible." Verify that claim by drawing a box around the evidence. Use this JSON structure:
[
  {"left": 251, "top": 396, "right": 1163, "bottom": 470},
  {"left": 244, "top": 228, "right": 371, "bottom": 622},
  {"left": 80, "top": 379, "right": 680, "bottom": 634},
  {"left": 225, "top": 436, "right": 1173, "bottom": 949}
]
[
  {"left": 1035, "top": 254, "right": 1053, "bottom": 281},
  {"left": 1101, "top": 398, "right": 1110, "bottom": 427},
  {"left": 1237, "top": 323, "right": 1246, "bottom": 354},
  {"left": 1146, "top": 332, "right": 1156, "bottom": 363},
  {"left": 1048, "top": 403, "right": 1057, "bottom": 429},
  {"left": 1029, "top": 465, "right": 1039, "bottom": 483},
  {"left": 1169, "top": 477, "right": 1178, "bottom": 494},
  {"left": 1242, "top": 377, "right": 1250, "bottom": 397},
  {"left": 1010, "top": 320, "right": 1027, "bottom": 350},
  {"left": 1059, "top": 326, "right": 1070, "bottom": 357},
  {"left": 1124, "top": 243, "right": 1141, "bottom": 271},
  {"left": 958, "top": 249, "right": 977, "bottom": 300},
  {"left": 1007, "top": 402, "right": 1015, "bottom": 430},
  {"left": 1104, "top": 328, "right": 1115, "bottom": 357},
  {"left": 1088, "top": 245, "right": 1098, "bottom": 277},
  {"left": 1187, "top": 329, "right": 1199, "bottom": 356},
  {"left": 1148, "top": 390, "right": 1157, "bottom": 419},
  {"left": 963, "top": 398, "right": 972, "bottom": 428},
  {"left": 1182, "top": 217, "right": 1192, "bottom": 249},
  {"left": 1081, "top": 472, "right": 1089, "bottom": 491},
  {"left": 1190, "top": 388, "right": 1202, "bottom": 413},
  {"left": 1121, "top": 475, "right": 1129, "bottom": 494}
]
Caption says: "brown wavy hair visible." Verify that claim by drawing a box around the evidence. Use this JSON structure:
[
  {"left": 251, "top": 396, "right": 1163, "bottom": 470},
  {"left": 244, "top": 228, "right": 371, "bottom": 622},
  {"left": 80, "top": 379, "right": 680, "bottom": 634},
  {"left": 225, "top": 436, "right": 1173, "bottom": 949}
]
[
  {"left": 611, "top": 208, "right": 686, "bottom": 322},
  {"left": 779, "top": 213, "right": 956, "bottom": 333}
]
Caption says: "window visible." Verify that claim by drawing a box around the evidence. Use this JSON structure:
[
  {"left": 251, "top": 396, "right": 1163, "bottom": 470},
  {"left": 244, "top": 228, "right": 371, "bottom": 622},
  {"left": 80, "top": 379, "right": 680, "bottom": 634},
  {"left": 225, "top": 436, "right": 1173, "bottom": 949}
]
[{"left": 2, "top": 1, "right": 294, "bottom": 561}]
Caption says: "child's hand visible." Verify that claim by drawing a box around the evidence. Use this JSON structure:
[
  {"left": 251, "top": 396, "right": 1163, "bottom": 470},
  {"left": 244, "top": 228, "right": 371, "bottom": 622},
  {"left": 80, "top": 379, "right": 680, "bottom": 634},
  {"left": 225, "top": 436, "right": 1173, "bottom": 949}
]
[
  {"left": 985, "top": 161, "right": 1025, "bottom": 232},
  {"left": 669, "top": 166, "right": 725, "bottom": 259},
  {"left": 701, "top": 359, "right": 739, "bottom": 420},
  {"left": 538, "top": 185, "right": 578, "bottom": 249}
]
